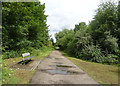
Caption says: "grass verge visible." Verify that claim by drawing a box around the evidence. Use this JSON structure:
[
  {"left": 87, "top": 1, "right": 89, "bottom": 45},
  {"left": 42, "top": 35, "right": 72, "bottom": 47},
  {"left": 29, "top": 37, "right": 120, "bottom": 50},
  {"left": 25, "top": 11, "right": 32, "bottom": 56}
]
[
  {"left": 62, "top": 52, "right": 118, "bottom": 85},
  {"left": 2, "top": 47, "right": 54, "bottom": 84}
]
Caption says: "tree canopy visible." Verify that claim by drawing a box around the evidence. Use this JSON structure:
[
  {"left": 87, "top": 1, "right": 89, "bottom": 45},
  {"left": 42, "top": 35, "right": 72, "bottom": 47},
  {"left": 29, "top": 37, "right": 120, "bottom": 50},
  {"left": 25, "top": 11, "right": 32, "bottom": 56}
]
[
  {"left": 2, "top": 2, "right": 52, "bottom": 59},
  {"left": 55, "top": 1, "right": 120, "bottom": 65}
]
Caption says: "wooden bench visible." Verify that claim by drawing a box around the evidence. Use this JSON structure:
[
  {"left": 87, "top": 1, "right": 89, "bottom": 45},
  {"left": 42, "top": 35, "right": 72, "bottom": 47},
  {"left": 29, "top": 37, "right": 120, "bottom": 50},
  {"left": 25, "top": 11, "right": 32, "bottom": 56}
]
[{"left": 22, "top": 53, "right": 34, "bottom": 64}]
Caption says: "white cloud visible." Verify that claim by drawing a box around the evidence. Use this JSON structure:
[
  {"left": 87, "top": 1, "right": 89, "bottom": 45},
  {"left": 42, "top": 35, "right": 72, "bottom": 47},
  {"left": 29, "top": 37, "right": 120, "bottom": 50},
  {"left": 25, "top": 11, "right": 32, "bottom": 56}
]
[{"left": 40, "top": 0, "right": 117, "bottom": 42}]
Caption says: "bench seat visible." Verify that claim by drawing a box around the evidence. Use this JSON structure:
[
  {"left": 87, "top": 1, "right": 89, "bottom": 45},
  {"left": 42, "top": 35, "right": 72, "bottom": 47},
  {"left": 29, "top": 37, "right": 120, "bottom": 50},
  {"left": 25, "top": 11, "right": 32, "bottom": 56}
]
[{"left": 23, "top": 56, "right": 34, "bottom": 61}]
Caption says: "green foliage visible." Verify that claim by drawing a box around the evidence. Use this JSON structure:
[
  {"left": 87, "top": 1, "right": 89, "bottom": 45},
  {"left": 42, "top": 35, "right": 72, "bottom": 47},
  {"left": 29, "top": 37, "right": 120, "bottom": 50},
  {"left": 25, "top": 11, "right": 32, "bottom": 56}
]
[
  {"left": 74, "top": 22, "right": 87, "bottom": 32},
  {"left": 104, "top": 54, "right": 119, "bottom": 64},
  {"left": 80, "top": 45, "right": 105, "bottom": 63},
  {"left": 2, "top": 65, "right": 19, "bottom": 84},
  {"left": 89, "top": 1, "right": 119, "bottom": 46},
  {"left": 55, "top": 1, "right": 120, "bottom": 65},
  {"left": 55, "top": 29, "right": 74, "bottom": 50},
  {"left": 2, "top": 51, "right": 19, "bottom": 59},
  {"left": 117, "top": 1, "right": 120, "bottom": 46},
  {"left": 73, "top": 30, "right": 92, "bottom": 48},
  {"left": 2, "top": 2, "right": 51, "bottom": 59},
  {"left": 46, "top": 40, "right": 53, "bottom": 48},
  {"left": 31, "top": 46, "right": 54, "bottom": 57},
  {"left": 50, "top": 38, "right": 54, "bottom": 46},
  {"left": 103, "top": 35, "right": 118, "bottom": 53}
]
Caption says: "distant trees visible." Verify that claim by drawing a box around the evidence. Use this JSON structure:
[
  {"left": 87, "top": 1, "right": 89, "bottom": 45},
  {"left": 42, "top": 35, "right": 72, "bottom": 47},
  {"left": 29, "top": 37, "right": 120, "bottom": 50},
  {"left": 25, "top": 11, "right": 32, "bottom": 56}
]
[
  {"left": 74, "top": 22, "right": 87, "bottom": 32},
  {"left": 2, "top": 2, "right": 52, "bottom": 59},
  {"left": 55, "top": 1, "right": 120, "bottom": 65},
  {"left": 50, "top": 38, "right": 54, "bottom": 46},
  {"left": 55, "top": 29, "right": 74, "bottom": 50}
]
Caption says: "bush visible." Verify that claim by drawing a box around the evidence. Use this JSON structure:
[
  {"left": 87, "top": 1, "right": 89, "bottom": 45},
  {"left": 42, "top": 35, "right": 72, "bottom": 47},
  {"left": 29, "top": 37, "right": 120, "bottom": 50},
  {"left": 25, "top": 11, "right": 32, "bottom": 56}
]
[
  {"left": 2, "top": 51, "right": 19, "bottom": 59},
  {"left": 104, "top": 54, "right": 119, "bottom": 64},
  {"left": 16, "top": 40, "right": 32, "bottom": 50},
  {"left": 68, "top": 30, "right": 93, "bottom": 57},
  {"left": 79, "top": 44, "right": 119, "bottom": 64},
  {"left": 66, "top": 40, "right": 76, "bottom": 55},
  {"left": 103, "top": 35, "right": 118, "bottom": 53},
  {"left": 3, "top": 47, "right": 36, "bottom": 59},
  {"left": 80, "top": 44, "right": 105, "bottom": 63},
  {"left": 115, "top": 49, "right": 120, "bottom": 57}
]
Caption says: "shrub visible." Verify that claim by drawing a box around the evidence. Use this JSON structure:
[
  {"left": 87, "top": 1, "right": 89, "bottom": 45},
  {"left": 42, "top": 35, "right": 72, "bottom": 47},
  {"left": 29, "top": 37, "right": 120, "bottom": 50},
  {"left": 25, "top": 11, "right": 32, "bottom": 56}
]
[
  {"left": 115, "top": 49, "right": 120, "bottom": 57},
  {"left": 67, "top": 40, "right": 76, "bottom": 56},
  {"left": 2, "top": 51, "right": 19, "bottom": 59},
  {"left": 104, "top": 54, "right": 119, "bottom": 64},
  {"left": 80, "top": 44, "right": 105, "bottom": 63},
  {"left": 103, "top": 35, "right": 118, "bottom": 53},
  {"left": 69, "top": 30, "right": 93, "bottom": 57}
]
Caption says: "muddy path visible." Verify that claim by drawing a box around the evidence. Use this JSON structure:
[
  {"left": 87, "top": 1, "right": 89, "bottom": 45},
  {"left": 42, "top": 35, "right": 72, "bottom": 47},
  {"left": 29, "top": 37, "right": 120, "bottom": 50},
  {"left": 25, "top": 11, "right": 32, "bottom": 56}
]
[{"left": 30, "top": 50, "right": 99, "bottom": 84}]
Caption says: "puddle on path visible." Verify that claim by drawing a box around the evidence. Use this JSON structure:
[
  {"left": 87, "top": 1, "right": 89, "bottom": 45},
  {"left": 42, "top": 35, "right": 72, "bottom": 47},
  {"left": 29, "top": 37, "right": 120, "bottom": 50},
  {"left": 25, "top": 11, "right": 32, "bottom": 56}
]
[
  {"left": 39, "top": 69, "right": 85, "bottom": 75},
  {"left": 49, "top": 65, "right": 75, "bottom": 68},
  {"left": 56, "top": 65, "right": 74, "bottom": 68}
]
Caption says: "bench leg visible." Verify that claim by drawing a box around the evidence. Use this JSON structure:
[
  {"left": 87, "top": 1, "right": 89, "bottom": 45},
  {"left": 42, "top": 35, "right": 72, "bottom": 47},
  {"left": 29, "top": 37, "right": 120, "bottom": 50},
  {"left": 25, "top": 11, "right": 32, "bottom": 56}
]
[
  {"left": 22, "top": 60, "right": 26, "bottom": 65},
  {"left": 24, "top": 62, "right": 25, "bottom": 65}
]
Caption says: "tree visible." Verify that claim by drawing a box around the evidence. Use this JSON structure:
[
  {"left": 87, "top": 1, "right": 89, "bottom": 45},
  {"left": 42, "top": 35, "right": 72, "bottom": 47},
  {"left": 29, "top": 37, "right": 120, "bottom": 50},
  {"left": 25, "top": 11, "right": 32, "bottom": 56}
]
[
  {"left": 50, "top": 38, "right": 54, "bottom": 46},
  {"left": 74, "top": 22, "right": 87, "bottom": 32},
  {"left": 2, "top": 2, "right": 49, "bottom": 52},
  {"left": 55, "top": 29, "right": 74, "bottom": 50},
  {"left": 55, "top": 1, "right": 119, "bottom": 65},
  {"left": 117, "top": 1, "right": 120, "bottom": 46},
  {"left": 89, "top": 1, "right": 119, "bottom": 51}
]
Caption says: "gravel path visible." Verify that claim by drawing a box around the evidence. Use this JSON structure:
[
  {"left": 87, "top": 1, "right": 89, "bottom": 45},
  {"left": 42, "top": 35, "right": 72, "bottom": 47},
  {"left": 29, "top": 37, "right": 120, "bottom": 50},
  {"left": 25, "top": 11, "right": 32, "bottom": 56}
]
[{"left": 30, "top": 50, "right": 100, "bottom": 85}]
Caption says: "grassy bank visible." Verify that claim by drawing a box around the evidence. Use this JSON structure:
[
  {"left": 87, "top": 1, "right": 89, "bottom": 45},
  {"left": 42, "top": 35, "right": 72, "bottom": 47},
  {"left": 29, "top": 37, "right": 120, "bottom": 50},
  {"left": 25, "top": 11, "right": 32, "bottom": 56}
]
[
  {"left": 62, "top": 52, "right": 118, "bottom": 85},
  {"left": 2, "top": 47, "right": 54, "bottom": 84}
]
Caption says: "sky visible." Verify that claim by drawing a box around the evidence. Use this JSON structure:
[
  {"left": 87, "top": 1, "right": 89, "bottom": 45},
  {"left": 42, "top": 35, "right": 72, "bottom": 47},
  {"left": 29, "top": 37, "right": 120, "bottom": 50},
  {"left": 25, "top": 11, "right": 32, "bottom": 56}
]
[{"left": 40, "top": 0, "right": 117, "bottom": 42}]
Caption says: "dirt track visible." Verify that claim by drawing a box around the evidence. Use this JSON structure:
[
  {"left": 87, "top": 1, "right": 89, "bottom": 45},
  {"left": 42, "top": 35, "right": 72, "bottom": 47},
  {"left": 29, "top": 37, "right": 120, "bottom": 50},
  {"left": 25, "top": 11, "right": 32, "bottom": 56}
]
[{"left": 30, "top": 50, "right": 99, "bottom": 84}]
